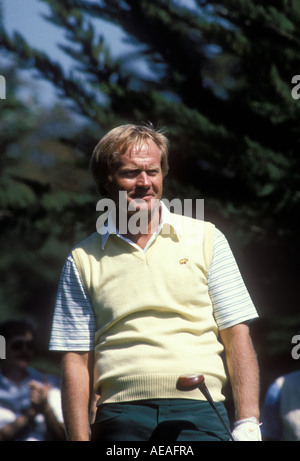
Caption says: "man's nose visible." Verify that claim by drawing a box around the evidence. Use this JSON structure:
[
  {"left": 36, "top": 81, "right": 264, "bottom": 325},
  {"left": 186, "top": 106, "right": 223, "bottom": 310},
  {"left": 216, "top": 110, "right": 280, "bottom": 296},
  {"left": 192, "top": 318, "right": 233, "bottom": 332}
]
[{"left": 136, "top": 172, "right": 151, "bottom": 187}]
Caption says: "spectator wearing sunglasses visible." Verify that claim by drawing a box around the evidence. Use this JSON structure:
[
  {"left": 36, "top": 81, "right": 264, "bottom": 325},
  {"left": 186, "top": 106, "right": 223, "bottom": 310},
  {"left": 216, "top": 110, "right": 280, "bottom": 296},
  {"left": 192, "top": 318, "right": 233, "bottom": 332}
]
[{"left": 0, "top": 319, "right": 65, "bottom": 441}]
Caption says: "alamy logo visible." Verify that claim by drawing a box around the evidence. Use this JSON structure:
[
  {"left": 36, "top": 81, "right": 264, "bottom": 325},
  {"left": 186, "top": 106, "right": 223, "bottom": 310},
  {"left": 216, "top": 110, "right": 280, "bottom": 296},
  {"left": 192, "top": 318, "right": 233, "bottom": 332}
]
[
  {"left": 291, "top": 335, "right": 300, "bottom": 360},
  {"left": 0, "top": 75, "right": 6, "bottom": 100},
  {"left": 95, "top": 191, "right": 205, "bottom": 239},
  {"left": 0, "top": 335, "right": 5, "bottom": 359},
  {"left": 291, "top": 75, "right": 300, "bottom": 100}
]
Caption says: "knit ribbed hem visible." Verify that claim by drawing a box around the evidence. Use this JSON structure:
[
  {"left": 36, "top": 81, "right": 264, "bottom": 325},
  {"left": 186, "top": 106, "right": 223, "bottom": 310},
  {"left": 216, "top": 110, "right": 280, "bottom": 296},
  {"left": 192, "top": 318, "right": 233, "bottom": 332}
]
[{"left": 96, "top": 372, "right": 225, "bottom": 404}]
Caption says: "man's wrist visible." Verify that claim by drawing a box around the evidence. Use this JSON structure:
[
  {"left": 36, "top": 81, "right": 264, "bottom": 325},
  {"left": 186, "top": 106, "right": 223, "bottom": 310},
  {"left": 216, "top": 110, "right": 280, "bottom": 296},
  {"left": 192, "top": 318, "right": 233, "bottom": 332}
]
[{"left": 235, "top": 415, "right": 260, "bottom": 424}]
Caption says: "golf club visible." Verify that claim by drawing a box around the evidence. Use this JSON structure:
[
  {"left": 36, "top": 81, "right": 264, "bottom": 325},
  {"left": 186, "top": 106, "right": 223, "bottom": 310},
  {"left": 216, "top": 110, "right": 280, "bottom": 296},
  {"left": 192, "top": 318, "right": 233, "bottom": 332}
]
[{"left": 177, "top": 374, "right": 234, "bottom": 441}]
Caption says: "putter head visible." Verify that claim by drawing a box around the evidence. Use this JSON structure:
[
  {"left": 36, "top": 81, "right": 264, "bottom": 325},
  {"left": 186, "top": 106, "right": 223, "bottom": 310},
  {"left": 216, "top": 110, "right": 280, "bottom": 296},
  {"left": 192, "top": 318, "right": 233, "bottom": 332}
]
[{"left": 176, "top": 374, "right": 205, "bottom": 391}]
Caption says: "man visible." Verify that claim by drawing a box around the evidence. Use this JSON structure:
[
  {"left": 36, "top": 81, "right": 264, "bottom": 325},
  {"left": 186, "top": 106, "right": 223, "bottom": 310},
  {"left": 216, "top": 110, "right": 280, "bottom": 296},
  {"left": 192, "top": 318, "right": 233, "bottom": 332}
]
[
  {"left": 49, "top": 123, "right": 261, "bottom": 441},
  {"left": 0, "top": 319, "right": 65, "bottom": 441},
  {"left": 261, "top": 369, "right": 300, "bottom": 440}
]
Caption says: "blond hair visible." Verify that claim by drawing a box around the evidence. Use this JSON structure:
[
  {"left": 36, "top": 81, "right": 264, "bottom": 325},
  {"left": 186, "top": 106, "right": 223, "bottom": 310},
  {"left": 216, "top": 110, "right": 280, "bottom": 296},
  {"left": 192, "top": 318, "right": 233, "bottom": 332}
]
[{"left": 90, "top": 123, "right": 169, "bottom": 196}]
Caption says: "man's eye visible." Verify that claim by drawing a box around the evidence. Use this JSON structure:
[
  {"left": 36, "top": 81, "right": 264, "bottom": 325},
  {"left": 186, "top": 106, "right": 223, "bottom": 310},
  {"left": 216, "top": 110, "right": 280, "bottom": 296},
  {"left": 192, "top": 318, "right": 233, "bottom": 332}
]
[{"left": 119, "top": 170, "right": 137, "bottom": 177}]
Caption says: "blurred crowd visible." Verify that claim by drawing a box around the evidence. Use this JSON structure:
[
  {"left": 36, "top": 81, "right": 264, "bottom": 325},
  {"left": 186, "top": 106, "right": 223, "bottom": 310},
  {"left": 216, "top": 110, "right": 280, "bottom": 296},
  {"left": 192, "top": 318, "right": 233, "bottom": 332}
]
[
  {"left": 0, "top": 318, "right": 299, "bottom": 441},
  {"left": 0, "top": 319, "right": 65, "bottom": 441}
]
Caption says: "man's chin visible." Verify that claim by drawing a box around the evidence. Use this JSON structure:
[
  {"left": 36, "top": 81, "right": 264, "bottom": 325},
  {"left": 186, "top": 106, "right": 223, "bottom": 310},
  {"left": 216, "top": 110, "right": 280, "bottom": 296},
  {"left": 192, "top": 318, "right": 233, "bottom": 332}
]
[{"left": 128, "top": 197, "right": 160, "bottom": 213}]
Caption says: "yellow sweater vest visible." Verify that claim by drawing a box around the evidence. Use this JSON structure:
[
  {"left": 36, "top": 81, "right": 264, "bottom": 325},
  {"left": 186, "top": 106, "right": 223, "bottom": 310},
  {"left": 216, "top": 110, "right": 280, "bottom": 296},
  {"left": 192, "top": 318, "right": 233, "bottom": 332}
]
[{"left": 72, "top": 214, "right": 227, "bottom": 404}]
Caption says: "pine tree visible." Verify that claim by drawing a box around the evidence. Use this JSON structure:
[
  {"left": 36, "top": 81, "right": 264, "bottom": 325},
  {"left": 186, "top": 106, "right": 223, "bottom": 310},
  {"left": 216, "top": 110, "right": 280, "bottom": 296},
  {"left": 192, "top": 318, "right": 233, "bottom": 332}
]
[
  {"left": 1, "top": 1, "right": 299, "bottom": 238},
  {"left": 0, "top": 64, "right": 96, "bottom": 357}
]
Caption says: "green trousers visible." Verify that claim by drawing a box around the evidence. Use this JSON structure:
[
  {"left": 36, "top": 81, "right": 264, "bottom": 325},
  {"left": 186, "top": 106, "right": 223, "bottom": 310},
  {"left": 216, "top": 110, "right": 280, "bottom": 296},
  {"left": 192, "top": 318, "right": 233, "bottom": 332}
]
[{"left": 91, "top": 399, "right": 230, "bottom": 441}]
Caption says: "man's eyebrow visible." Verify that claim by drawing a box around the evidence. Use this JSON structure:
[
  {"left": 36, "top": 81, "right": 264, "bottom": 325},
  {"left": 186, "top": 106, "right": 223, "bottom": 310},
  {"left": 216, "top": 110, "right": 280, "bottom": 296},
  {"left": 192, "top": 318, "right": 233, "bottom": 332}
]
[
  {"left": 119, "top": 164, "right": 159, "bottom": 170},
  {"left": 118, "top": 166, "right": 140, "bottom": 172}
]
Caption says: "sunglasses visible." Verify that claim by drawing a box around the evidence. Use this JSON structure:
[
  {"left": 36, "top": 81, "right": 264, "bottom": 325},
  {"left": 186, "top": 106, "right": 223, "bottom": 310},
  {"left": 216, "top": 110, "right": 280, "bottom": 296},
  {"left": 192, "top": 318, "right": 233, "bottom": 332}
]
[{"left": 10, "top": 339, "right": 35, "bottom": 352}]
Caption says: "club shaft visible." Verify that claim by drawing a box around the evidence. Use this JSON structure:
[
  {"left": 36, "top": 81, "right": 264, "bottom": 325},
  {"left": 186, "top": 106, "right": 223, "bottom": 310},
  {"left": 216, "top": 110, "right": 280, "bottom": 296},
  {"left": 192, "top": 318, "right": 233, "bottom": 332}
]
[{"left": 199, "top": 383, "right": 234, "bottom": 441}]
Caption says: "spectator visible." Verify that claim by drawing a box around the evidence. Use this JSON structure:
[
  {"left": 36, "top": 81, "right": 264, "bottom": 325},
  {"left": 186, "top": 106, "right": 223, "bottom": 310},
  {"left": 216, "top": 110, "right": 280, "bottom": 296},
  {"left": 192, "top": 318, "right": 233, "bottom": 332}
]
[
  {"left": 0, "top": 319, "right": 65, "bottom": 441},
  {"left": 261, "top": 369, "right": 300, "bottom": 441}
]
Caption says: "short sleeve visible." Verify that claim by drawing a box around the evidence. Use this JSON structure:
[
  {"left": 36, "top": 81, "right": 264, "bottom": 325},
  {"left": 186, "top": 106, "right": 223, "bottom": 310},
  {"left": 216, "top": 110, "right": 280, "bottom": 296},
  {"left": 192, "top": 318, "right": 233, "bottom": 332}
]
[
  {"left": 49, "top": 254, "right": 96, "bottom": 351},
  {"left": 208, "top": 228, "right": 259, "bottom": 330}
]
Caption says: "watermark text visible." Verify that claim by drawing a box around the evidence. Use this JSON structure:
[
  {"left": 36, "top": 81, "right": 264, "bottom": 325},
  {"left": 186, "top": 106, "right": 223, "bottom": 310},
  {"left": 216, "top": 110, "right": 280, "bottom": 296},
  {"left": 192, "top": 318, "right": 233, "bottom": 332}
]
[
  {"left": 291, "top": 75, "right": 300, "bottom": 100},
  {"left": 291, "top": 335, "right": 300, "bottom": 360},
  {"left": 96, "top": 192, "right": 204, "bottom": 239},
  {"left": 0, "top": 75, "right": 6, "bottom": 100},
  {"left": 0, "top": 335, "right": 6, "bottom": 359}
]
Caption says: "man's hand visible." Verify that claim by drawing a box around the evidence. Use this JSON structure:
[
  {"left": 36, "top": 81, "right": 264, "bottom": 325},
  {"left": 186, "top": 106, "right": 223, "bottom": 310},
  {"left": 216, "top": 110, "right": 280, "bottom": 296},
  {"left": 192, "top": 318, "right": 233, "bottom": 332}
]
[
  {"left": 28, "top": 380, "right": 50, "bottom": 414},
  {"left": 232, "top": 417, "right": 262, "bottom": 441}
]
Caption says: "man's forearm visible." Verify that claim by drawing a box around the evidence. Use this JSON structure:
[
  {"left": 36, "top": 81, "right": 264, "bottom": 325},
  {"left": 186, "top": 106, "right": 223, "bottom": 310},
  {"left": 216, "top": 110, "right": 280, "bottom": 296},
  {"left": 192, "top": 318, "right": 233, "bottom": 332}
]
[
  {"left": 220, "top": 323, "right": 260, "bottom": 422},
  {"left": 61, "top": 351, "right": 94, "bottom": 441}
]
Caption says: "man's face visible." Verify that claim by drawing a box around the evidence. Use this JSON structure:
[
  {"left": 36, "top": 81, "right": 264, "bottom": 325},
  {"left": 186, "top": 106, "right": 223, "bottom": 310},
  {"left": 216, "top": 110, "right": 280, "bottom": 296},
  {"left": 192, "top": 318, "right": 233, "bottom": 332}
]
[
  {"left": 6, "top": 331, "right": 34, "bottom": 370},
  {"left": 105, "top": 139, "right": 163, "bottom": 215}
]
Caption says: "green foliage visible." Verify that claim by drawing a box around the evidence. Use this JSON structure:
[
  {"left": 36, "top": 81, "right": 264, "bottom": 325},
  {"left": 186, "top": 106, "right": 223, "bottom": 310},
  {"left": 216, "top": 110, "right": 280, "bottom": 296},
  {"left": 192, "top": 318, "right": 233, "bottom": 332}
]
[{"left": 0, "top": 65, "right": 96, "bottom": 357}]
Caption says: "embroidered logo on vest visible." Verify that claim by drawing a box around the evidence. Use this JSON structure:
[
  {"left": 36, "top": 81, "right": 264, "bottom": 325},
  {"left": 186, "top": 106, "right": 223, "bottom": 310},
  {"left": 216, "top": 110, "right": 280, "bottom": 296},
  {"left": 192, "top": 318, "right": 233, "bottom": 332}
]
[{"left": 179, "top": 259, "right": 188, "bottom": 265}]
